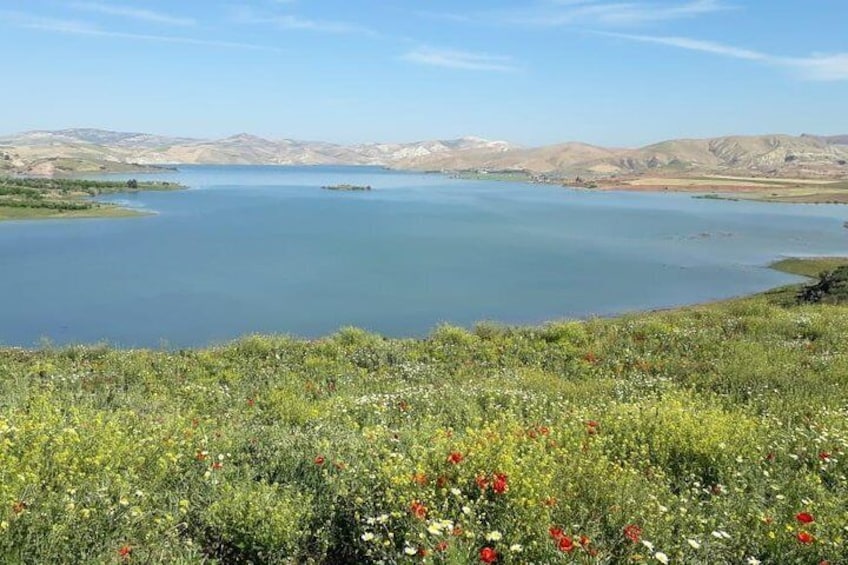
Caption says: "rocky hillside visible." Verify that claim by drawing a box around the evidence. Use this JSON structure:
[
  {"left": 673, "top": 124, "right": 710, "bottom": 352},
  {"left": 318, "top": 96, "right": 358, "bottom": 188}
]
[
  {"left": 397, "top": 133, "right": 848, "bottom": 178},
  {"left": 0, "top": 129, "right": 519, "bottom": 174},
  {"left": 2, "top": 128, "right": 847, "bottom": 178},
  {"left": 802, "top": 134, "right": 848, "bottom": 146},
  {"left": 599, "top": 135, "right": 848, "bottom": 178}
]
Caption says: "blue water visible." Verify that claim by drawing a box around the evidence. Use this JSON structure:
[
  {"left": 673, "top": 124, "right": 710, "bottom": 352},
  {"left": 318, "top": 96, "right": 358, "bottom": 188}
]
[{"left": 1, "top": 165, "right": 846, "bottom": 347}]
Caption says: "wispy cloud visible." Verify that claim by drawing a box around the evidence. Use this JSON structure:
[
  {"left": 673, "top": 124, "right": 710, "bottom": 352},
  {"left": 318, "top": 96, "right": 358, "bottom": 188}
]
[
  {"left": 600, "top": 32, "right": 848, "bottom": 81},
  {"left": 263, "top": 14, "right": 372, "bottom": 34},
  {"left": 599, "top": 32, "right": 765, "bottom": 60},
  {"left": 425, "top": 0, "right": 731, "bottom": 28},
  {"left": 401, "top": 47, "right": 517, "bottom": 72},
  {"left": 789, "top": 54, "right": 848, "bottom": 82},
  {"left": 70, "top": 2, "right": 196, "bottom": 27},
  {"left": 414, "top": 11, "right": 476, "bottom": 24},
  {"left": 0, "top": 10, "right": 279, "bottom": 52},
  {"left": 232, "top": 7, "right": 375, "bottom": 36}
]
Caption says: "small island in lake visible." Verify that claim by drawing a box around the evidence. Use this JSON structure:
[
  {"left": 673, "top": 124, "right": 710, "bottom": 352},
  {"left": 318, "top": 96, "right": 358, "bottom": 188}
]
[{"left": 321, "top": 184, "right": 372, "bottom": 192}]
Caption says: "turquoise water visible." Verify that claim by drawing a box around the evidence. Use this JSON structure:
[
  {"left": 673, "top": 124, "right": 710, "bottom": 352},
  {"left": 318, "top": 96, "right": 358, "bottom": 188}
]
[{"left": 1, "top": 165, "right": 846, "bottom": 347}]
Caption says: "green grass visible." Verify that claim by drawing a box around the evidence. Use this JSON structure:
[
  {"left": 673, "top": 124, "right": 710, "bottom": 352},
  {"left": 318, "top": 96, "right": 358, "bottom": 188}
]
[
  {"left": 0, "top": 205, "right": 148, "bottom": 221},
  {"left": 770, "top": 257, "right": 848, "bottom": 278},
  {"left": 450, "top": 171, "right": 538, "bottom": 183},
  {"left": 0, "top": 177, "right": 182, "bottom": 222},
  {"left": 1, "top": 259, "right": 847, "bottom": 563}
]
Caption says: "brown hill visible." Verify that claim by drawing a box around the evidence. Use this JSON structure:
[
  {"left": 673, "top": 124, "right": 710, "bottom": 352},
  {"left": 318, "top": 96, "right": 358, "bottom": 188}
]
[{"left": 2, "top": 129, "right": 847, "bottom": 179}]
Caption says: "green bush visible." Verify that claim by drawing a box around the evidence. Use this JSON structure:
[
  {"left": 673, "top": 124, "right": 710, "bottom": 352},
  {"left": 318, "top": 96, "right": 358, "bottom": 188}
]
[{"left": 203, "top": 482, "right": 313, "bottom": 563}]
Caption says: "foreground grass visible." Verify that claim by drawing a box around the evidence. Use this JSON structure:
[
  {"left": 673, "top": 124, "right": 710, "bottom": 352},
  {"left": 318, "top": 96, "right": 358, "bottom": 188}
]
[{"left": 1, "top": 269, "right": 848, "bottom": 563}]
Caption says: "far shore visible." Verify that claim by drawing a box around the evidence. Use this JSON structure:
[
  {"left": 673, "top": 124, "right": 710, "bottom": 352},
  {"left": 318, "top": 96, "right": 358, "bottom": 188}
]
[
  {"left": 448, "top": 170, "right": 848, "bottom": 204},
  {"left": 588, "top": 175, "right": 848, "bottom": 204}
]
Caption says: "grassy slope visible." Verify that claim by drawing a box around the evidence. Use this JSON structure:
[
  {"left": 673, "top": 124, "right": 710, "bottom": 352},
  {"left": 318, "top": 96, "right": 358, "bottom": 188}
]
[
  {"left": 0, "top": 259, "right": 847, "bottom": 563},
  {"left": 771, "top": 257, "right": 848, "bottom": 277}
]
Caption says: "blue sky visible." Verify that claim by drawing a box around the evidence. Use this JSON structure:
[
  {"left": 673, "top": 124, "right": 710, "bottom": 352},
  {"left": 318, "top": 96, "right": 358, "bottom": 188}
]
[{"left": 1, "top": 0, "right": 846, "bottom": 147}]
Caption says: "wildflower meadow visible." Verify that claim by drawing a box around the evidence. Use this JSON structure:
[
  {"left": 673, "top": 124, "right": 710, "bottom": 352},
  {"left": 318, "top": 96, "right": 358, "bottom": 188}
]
[{"left": 0, "top": 291, "right": 846, "bottom": 563}]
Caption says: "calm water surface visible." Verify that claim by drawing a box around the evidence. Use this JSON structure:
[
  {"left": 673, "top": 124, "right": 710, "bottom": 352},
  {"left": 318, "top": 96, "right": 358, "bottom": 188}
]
[{"left": 1, "top": 165, "right": 846, "bottom": 347}]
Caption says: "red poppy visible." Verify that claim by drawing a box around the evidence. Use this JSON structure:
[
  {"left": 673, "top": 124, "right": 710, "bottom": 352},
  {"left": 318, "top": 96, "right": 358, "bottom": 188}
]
[
  {"left": 418, "top": 547, "right": 429, "bottom": 557},
  {"left": 579, "top": 535, "right": 591, "bottom": 547},
  {"left": 538, "top": 426, "right": 550, "bottom": 436},
  {"left": 479, "top": 547, "right": 498, "bottom": 563},
  {"left": 452, "top": 526, "right": 464, "bottom": 537},
  {"left": 314, "top": 456, "right": 325, "bottom": 466},
  {"left": 437, "top": 476, "right": 449, "bottom": 488},
  {"left": 796, "top": 512, "right": 815, "bottom": 524},
  {"left": 797, "top": 531, "right": 814, "bottom": 544},
  {"left": 623, "top": 524, "right": 642, "bottom": 543},
  {"left": 549, "top": 526, "right": 564, "bottom": 540},
  {"left": 118, "top": 545, "right": 132, "bottom": 560},
  {"left": 765, "top": 452, "right": 776, "bottom": 462},
  {"left": 195, "top": 451, "right": 207, "bottom": 461},
  {"left": 527, "top": 429, "right": 538, "bottom": 439},
  {"left": 819, "top": 452, "right": 831, "bottom": 461},
  {"left": 410, "top": 501, "right": 427, "bottom": 520},
  {"left": 558, "top": 536, "right": 575, "bottom": 552},
  {"left": 412, "top": 472, "right": 428, "bottom": 486},
  {"left": 246, "top": 397, "right": 255, "bottom": 407},
  {"left": 212, "top": 462, "right": 223, "bottom": 470},
  {"left": 543, "top": 497, "right": 557, "bottom": 507},
  {"left": 448, "top": 451, "right": 464, "bottom": 464},
  {"left": 436, "top": 541, "right": 449, "bottom": 552},
  {"left": 476, "top": 475, "right": 489, "bottom": 490},
  {"left": 492, "top": 473, "right": 508, "bottom": 494}
]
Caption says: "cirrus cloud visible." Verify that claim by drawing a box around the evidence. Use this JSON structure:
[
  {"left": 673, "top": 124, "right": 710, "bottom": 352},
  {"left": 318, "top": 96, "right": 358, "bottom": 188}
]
[{"left": 401, "top": 47, "right": 518, "bottom": 72}]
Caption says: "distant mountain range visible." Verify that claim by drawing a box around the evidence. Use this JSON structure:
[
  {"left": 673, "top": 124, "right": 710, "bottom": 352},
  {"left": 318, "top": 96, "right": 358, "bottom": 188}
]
[
  {"left": 2, "top": 128, "right": 848, "bottom": 178},
  {"left": 802, "top": 133, "right": 848, "bottom": 146}
]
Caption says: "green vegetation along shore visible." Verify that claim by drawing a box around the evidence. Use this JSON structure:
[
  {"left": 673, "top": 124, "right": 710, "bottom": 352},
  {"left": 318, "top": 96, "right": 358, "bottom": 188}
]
[
  {"left": 0, "top": 177, "right": 183, "bottom": 222},
  {"left": 0, "top": 258, "right": 847, "bottom": 563},
  {"left": 322, "top": 183, "right": 372, "bottom": 192}
]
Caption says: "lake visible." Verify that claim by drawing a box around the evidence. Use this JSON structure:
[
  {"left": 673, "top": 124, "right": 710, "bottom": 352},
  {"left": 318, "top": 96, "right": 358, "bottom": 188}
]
[{"left": 1, "top": 165, "right": 847, "bottom": 347}]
